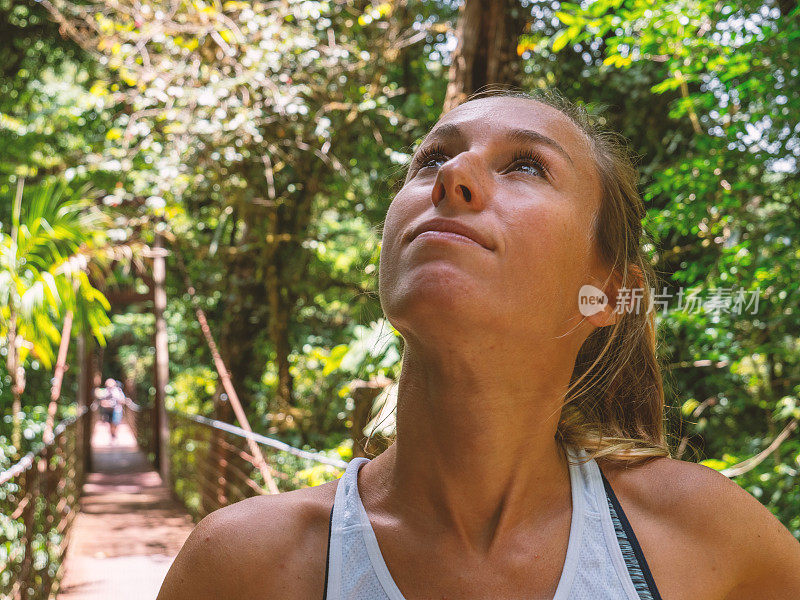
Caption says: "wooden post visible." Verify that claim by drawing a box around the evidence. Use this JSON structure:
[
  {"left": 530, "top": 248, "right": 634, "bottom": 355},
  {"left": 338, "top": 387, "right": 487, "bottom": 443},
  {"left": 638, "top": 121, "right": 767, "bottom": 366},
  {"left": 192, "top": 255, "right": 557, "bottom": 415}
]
[
  {"left": 17, "top": 467, "right": 37, "bottom": 600},
  {"left": 9, "top": 178, "right": 23, "bottom": 460},
  {"left": 153, "top": 226, "right": 171, "bottom": 485},
  {"left": 213, "top": 388, "right": 232, "bottom": 509},
  {"left": 77, "top": 332, "right": 93, "bottom": 474},
  {"left": 44, "top": 311, "right": 73, "bottom": 444}
]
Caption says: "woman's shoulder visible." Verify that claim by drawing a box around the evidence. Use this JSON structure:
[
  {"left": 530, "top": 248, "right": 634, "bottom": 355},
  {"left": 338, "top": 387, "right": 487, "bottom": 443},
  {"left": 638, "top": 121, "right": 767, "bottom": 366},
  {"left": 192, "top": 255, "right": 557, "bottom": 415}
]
[
  {"left": 157, "top": 479, "right": 339, "bottom": 600},
  {"left": 599, "top": 454, "right": 800, "bottom": 599},
  {"left": 599, "top": 453, "right": 752, "bottom": 515}
]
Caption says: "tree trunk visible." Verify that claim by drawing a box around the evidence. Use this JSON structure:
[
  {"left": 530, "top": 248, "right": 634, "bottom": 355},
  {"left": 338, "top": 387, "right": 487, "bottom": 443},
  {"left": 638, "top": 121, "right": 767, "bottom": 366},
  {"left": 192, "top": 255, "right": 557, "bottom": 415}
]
[
  {"left": 267, "top": 259, "right": 295, "bottom": 410},
  {"left": 778, "top": 0, "right": 796, "bottom": 17},
  {"left": 349, "top": 376, "right": 392, "bottom": 458},
  {"left": 77, "top": 333, "right": 93, "bottom": 474},
  {"left": 218, "top": 261, "right": 263, "bottom": 413},
  {"left": 443, "top": 0, "right": 527, "bottom": 113},
  {"left": 266, "top": 172, "right": 319, "bottom": 411},
  {"left": 8, "top": 310, "right": 22, "bottom": 458},
  {"left": 153, "top": 229, "right": 170, "bottom": 484},
  {"left": 44, "top": 311, "right": 73, "bottom": 444},
  {"left": 216, "top": 200, "right": 269, "bottom": 414}
]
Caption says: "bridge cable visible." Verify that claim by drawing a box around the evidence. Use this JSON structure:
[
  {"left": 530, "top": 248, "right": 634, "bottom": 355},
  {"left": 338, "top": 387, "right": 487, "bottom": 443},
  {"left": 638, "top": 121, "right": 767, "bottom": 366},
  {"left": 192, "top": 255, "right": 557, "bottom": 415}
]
[{"left": 170, "top": 239, "right": 280, "bottom": 495}]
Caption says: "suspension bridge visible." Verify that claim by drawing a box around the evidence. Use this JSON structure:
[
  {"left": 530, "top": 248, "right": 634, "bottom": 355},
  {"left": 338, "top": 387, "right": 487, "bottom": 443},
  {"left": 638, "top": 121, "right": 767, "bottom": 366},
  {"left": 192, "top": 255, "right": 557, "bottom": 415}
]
[
  {"left": 0, "top": 234, "right": 350, "bottom": 600},
  {"left": 1, "top": 398, "right": 347, "bottom": 600}
]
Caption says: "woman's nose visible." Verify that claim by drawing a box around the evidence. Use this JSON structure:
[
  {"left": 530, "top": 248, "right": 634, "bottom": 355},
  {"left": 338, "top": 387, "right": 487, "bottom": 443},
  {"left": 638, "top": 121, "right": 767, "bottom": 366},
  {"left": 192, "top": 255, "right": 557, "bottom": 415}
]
[{"left": 431, "top": 152, "right": 490, "bottom": 210}]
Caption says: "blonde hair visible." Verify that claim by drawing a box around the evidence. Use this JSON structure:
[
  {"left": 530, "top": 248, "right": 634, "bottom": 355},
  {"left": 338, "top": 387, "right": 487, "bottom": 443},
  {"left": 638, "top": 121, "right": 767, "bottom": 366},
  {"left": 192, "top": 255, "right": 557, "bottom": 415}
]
[{"left": 438, "top": 87, "right": 671, "bottom": 466}]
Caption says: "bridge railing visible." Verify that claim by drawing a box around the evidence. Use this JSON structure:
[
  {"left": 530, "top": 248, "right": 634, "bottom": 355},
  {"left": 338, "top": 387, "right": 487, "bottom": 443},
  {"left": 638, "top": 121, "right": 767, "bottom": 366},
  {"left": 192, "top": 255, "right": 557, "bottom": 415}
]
[
  {"left": 0, "top": 407, "right": 88, "bottom": 600},
  {"left": 0, "top": 398, "right": 348, "bottom": 600},
  {"left": 126, "top": 403, "right": 347, "bottom": 521},
  {"left": 123, "top": 398, "right": 154, "bottom": 461}
]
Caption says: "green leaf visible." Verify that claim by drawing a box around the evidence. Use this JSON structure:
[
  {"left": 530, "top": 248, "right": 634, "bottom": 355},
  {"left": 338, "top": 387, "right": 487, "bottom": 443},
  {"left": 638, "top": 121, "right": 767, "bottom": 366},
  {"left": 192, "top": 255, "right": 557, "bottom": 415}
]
[
  {"left": 552, "top": 30, "right": 572, "bottom": 53},
  {"left": 555, "top": 11, "right": 576, "bottom": 25},
  {"left": 681, "top": 398, "right": 700, "bottom": 416},
  {"left": 651, "top": 77, "right": 682, "bottom": 94},
  {"left": 700, "top": 459, "right": 729, "bottom": 471}
]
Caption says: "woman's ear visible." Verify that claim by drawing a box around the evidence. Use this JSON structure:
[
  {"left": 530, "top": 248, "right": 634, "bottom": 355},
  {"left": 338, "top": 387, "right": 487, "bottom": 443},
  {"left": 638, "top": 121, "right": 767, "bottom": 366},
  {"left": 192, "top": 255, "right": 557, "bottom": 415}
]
[
  {"left": 582, "top": 264, "right": 644, "bottom": 328},
  {"left": 582, "top": 281, "right": 621, "bottom": 328}
]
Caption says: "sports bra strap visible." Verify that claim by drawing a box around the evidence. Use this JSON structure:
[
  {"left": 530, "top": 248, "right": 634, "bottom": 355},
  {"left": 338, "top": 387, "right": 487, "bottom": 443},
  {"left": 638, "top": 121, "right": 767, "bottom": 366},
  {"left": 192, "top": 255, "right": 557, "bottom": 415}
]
[{"left": 323, "top": 504, "right": 334, "bottom": 600}]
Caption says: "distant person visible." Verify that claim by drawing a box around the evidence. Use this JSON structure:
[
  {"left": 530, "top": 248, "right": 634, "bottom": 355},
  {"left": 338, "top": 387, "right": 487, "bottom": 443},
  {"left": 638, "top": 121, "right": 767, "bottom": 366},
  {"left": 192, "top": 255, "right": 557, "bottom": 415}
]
[
  {"left": 97, "top": 378, "right": 126, "bottom": 441},
  {"left": 158, "top": 91, "right": 800, "bottom": 599}
]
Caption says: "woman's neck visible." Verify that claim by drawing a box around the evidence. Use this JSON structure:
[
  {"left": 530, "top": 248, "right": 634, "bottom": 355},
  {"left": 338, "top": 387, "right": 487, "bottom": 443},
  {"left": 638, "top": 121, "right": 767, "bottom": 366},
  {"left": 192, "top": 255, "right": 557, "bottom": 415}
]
[{"left": 367, "top": 340, "right": 577, "bottom": 554}]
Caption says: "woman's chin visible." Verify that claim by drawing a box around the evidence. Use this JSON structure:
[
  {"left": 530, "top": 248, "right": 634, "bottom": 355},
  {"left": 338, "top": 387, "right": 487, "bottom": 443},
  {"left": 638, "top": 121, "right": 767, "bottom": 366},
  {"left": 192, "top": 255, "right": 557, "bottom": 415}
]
[{"left": 383, "top": 269, "right": 497, "bottom": 327}]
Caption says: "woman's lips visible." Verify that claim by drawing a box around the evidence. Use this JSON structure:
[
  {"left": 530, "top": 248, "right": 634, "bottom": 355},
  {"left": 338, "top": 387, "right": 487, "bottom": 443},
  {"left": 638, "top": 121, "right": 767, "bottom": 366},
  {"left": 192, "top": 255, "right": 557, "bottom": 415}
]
[
  {"left": 413, "top": 230, "right": 484, "bottom": 247},
  {"left": 407, "top": 217, "right": 495, "bottom": 250}
]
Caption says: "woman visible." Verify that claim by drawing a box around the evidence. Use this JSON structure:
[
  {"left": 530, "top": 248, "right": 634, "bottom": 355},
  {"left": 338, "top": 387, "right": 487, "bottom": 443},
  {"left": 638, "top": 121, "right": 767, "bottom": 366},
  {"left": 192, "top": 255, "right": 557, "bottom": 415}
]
[
  {"left": 97, "top": 378, "right": 122, "bottom": 439},
  {"left": 158, "top": 91, "right": 800, "bottom": 599}
]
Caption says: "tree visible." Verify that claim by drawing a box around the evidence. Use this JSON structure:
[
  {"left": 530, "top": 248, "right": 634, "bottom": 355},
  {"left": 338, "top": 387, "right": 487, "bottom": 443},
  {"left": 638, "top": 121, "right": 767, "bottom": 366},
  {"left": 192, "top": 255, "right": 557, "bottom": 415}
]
[
  {"left": 443, "top": 0, "right": 527, "bottom": 111},
  {"left": 41, "top": 0, "right": 431, "bottom": 414},
  {"left": 0, "top": 179, "right": 110, "bottom": 455},
  {"left": 542, "top": 0, "right": 800, "bottom": 534}
]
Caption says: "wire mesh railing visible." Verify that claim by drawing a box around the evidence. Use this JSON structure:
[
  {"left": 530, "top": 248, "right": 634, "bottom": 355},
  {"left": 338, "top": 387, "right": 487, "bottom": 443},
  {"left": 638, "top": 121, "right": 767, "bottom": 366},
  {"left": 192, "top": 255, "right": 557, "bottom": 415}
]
[
  {"left": 1, "top": 395, "right": 348, "bottom": 599},
  {"left": 127, "top": 405, "right": 347, "bottom": 521},
  {"left": 0, "top": 407, "right": 88, "bottom": 600},
  {"left": 123, "top": 398, "right": 154, "bottom": 464}
]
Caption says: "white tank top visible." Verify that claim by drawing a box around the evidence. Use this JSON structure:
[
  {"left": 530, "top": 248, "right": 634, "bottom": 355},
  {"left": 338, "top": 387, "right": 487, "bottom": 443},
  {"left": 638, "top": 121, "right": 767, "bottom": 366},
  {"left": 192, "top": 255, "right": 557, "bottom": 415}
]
[{"left": 324, "top": 446, "right": 658, "bottom": 600}]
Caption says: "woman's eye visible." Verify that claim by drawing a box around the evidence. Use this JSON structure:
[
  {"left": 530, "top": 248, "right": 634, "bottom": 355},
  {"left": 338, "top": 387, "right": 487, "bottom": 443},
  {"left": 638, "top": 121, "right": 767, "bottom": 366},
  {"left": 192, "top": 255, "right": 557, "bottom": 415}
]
[
  {"left": 417, "top": 152, "right": 447, "bottom": 170},
  {"left": 511, "top": 160, "right": 546, "bottom": 176},
  {"left": 422, "top": 156, "right": 446, "bottom": 169},
  {"left": 507, "top": 153, "right": 549, "bottom": 178},
  {"left": 413, "top": 144, "right": 449, "bottom": 172}
]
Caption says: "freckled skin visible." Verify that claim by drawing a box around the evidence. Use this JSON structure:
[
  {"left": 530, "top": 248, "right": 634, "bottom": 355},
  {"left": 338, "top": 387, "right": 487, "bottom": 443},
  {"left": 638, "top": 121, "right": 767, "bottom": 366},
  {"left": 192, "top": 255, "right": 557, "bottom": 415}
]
[
  {"left": 380, "top": 97, "right": 606, "bottom": 348},
  {"left": 157, "top": 97, "right": 800, "bottom": 600}
]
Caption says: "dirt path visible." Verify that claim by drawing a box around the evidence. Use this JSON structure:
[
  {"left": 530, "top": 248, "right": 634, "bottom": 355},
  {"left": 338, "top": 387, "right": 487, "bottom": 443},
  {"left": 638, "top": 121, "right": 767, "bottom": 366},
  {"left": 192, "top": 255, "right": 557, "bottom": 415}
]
[{"left": 57, "top": 422, "right": 195, "bottom": 600}]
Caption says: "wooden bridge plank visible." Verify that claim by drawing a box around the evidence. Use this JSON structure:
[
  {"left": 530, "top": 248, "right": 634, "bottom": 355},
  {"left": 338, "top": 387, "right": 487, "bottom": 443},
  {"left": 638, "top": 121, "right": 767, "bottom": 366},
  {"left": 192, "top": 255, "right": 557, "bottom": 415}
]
[{"left": 57, "top": 422, "right": 194, "bottom": 599}]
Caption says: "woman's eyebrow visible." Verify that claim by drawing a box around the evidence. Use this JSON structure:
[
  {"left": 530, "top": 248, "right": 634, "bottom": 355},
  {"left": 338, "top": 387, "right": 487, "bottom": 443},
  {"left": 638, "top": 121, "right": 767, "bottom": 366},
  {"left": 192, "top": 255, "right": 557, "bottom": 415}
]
[
  {"left": 422, "top": 122, "right": 465, "bottom": 146},
  {"left": 422, "top": 123, "right": 574, "bottom": 166},
  {"left": 505, "top": 128, "right": 574, "bottom": 166}
]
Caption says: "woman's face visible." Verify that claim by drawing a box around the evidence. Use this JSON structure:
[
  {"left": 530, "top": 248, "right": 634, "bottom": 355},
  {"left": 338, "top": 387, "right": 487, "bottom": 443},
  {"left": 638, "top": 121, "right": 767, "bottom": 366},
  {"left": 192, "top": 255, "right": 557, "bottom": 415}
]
[{"left": 379, "top": 97, "right": 607, "bottom": 347}]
